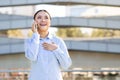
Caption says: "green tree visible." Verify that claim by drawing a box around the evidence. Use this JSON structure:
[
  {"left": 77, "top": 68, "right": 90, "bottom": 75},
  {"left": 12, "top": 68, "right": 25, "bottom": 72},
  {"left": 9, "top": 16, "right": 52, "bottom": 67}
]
[
  {"left": 113, "top": 30, "right": 120, "bottom": 37},
  {"left": 56, "top": 27, "right": 83, "bottom": 38},
  {"left": 7, "top": 29, "right": 24, "bottom": 38},
  {"left": 56, "top": 28, "right": 67, "bottom": 38},
  {"left": 27, "top": 29, "right": 33, "bottom": 37},
  {"left": 0, "top": 29, "right": 24, "bottom": 38},
  {"left": 91, "top": 29, "right": 105, "bottom": 37},
  {"left": 0, "top": 30, "right": 7, "bottom": 36},
  {"left": 91, "top": 29, "right": 120, "bottom": 37}
]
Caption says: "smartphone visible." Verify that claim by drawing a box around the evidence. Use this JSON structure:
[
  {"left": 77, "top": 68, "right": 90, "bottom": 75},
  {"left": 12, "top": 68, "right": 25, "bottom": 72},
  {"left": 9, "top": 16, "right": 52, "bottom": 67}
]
[{"left": 34, "top": 24, "right": 38, "bottom": 31}]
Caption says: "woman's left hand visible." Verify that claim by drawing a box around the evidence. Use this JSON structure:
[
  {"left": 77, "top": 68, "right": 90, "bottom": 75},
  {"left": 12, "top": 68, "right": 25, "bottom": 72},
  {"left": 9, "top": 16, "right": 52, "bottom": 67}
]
[{"left": 42, "top": 42, "right": 58, "bottom": 51}]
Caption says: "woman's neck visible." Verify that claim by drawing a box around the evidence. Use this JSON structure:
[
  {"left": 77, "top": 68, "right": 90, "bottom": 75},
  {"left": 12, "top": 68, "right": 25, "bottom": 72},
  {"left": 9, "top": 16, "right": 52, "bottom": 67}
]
[{"left": 38, "top": 31, "right": 49, "bottom": 38}]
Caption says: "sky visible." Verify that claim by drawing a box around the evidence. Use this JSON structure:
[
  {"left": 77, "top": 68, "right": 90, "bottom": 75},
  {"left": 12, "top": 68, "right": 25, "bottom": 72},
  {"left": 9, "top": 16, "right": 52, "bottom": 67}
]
[{"left": 35, "top": 4, "right": 66, "bottom": 17}]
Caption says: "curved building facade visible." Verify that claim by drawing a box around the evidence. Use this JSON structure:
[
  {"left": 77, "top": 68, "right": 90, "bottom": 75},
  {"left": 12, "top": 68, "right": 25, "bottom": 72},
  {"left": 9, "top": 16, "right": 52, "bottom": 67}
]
[{"left": 0, "top": 0, "right": 120, "bottom": 80}]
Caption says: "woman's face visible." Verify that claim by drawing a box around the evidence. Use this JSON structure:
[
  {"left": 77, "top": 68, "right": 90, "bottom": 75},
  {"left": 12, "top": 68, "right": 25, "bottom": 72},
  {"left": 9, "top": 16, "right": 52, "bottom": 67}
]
[{"left": 35, "top": 11, "right": 51, "bottom": 32}]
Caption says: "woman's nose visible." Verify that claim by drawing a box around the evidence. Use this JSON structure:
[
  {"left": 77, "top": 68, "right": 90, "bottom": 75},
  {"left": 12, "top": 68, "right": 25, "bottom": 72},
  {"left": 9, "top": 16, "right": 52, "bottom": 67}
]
[{"left": 41, "top": 18, "right": 45, "bottom": 21}]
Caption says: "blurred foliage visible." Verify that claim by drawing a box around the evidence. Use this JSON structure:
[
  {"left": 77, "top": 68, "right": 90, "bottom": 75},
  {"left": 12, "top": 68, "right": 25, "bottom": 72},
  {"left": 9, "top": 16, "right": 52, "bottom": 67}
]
[
  {"left": 27, "top": 29, "right": 33, "bottom": 37},
  {"left": 0, "top": 29, "right": 24, "bottom": 38},
  {"left": 0, "top": 28, "right": 120, "bottom": 38},
  {"left": 0, "top": 30, "right": 7, "bottom": 36},
  {"left": 91, "top": 29, "right": 120, "bottom": 37},
  {"left": 7, "top": 29, "right": 24, "bottom": 38},
  {"left": 56, "top": 27, "right": 83, "bottom": 38}
]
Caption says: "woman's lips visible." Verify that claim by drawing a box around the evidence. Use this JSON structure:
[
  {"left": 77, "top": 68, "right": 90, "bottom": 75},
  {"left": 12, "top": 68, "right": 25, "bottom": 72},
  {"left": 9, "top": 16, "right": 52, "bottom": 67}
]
[{"left": 40, "top": 23, "right": 47, "bottom": 26}]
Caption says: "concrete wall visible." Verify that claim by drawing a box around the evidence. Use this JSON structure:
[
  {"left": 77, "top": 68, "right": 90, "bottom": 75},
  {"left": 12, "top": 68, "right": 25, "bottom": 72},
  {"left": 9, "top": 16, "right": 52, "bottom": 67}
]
[
  {"left": 70, "top": 50, "right": 120, "bottom": 69},
  {"left": 0, "top": 53, "right": 30, "bottom": 69},
  {"left": 0, "top": 51, "right": 120, "bottom": 70},
  {"left": 0, "top": 0, "right": 120, "bottom": 7},
  {"left": 0, "top": 15, "right": 120, "bottom": 30}
]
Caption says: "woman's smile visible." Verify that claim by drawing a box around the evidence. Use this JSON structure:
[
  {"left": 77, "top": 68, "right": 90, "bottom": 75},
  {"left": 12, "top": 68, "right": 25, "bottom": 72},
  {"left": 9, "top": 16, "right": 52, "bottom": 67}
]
[{"left": 40, "top": 23, "right": 47, "bottom": 26}]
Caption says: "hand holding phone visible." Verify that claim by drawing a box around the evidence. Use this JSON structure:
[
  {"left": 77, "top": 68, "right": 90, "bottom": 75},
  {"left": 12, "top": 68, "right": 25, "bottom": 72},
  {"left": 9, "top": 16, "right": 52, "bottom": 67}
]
[{"left": 31, "top": 21, "right": 38, "bottom": 33}]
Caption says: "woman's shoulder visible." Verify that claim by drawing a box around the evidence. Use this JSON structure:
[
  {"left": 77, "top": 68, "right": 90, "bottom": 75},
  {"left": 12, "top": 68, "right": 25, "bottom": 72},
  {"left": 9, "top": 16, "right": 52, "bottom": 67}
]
[{"left": 53, "top": 35, "right": 63, "bottom": 41}]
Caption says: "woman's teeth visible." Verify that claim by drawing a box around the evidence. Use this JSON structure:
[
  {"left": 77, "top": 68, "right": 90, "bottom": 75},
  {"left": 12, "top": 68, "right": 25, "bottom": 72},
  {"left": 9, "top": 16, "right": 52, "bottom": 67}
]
[{"left": 40, "top": 24, "right": 46, "bottom": 26}]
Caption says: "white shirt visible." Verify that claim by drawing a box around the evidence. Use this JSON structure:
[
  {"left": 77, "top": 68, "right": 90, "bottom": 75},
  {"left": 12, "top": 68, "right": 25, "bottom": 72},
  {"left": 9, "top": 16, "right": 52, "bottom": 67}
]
[{"left": 25, "top": 32, "right": 72, "bottom": 80}]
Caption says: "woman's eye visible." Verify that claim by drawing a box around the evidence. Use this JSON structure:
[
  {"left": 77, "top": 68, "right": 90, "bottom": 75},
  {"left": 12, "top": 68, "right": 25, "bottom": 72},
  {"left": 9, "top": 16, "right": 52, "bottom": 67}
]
[
  {"left": 37, "top": 16, "right": 49, "bottom": 20},
  {"left": 45, "top": 16, "right": 48, "bottom": 19},
  {"left": 37, "top": 16, "right": 41, "bottom": 19}
]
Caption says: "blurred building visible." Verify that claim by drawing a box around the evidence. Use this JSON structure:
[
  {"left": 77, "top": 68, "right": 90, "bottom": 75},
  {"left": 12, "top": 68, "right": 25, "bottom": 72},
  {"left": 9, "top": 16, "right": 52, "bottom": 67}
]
[{"left": 0, "top": 0, "right": 120, "bottom": 80}]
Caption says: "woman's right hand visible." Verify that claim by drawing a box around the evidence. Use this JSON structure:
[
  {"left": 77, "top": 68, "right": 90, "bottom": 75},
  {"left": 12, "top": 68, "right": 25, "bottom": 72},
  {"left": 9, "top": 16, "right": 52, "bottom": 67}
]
[{"left": 31, "top": 21, "right": 38, "bottom": 33}]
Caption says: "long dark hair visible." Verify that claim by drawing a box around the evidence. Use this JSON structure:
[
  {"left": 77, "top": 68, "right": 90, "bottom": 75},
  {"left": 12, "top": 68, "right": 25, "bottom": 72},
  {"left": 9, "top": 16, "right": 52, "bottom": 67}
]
[{"left": 33, "top": 9, "right": 51, "bottom": 20}]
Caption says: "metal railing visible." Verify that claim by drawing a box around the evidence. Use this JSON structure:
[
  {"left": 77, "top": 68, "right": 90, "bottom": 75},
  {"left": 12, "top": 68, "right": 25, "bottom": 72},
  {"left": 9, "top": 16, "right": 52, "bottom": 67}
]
[{"left": 0, "top": 69, "right": 120, "bottom": 80}]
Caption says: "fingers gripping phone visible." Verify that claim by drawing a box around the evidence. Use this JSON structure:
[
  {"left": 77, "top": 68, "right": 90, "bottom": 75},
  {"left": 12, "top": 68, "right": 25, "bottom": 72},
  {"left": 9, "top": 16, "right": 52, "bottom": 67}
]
[
  {"left": 32, "top": 21, "right": 39, "bottom": 33},
  {"left": 34, "top": 23, "right": 38, "bottom": 32},
  {"left": 34, "top": 24, "right": 37, "bottom": 30}
]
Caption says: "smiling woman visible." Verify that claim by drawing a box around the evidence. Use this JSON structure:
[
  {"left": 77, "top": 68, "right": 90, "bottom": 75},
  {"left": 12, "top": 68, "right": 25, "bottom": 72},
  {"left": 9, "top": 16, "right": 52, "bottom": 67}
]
[
  {"left": 24, "top": 9, "right": 72, "bottom": 80},
  {"left": 32, "top": 10, "right": 51, "bottom": 36}
]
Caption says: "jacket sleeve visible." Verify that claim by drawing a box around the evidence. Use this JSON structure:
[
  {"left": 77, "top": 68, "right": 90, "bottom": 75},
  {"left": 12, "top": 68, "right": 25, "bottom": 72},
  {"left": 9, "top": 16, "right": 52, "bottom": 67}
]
[
  {"left": 24, "top": 33, "right": 40, "bottom": 61},
  {"left": 52, "top": 38, "right": 72, "bottom": 70}
]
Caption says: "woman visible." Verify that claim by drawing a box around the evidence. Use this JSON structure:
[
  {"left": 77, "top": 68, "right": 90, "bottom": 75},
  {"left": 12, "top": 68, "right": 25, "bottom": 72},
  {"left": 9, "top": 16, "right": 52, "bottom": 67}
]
[{"left": 25, "top": 9, "right": 72, "bottom": 80}]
